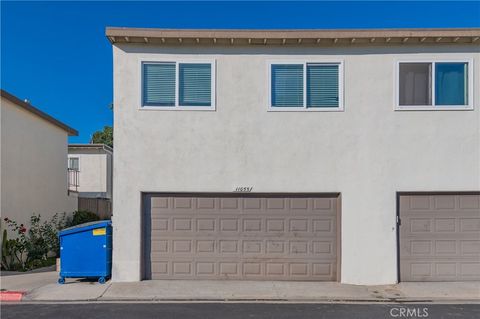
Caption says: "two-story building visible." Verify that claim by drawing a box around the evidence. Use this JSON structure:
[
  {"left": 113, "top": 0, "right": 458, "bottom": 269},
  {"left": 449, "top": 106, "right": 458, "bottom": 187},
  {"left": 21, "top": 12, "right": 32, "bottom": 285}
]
[
  {"left": 68, "top": 143, "right": 113, "bottom": 200},
  {"left": 1, "top": 89, "right": 78, "bottom": 230},
  {"left": 107, "top": 28, "right": 480, "bottom": 285},
  {"left": 68, "top": 143, "right": 113, "bottom": 218}
]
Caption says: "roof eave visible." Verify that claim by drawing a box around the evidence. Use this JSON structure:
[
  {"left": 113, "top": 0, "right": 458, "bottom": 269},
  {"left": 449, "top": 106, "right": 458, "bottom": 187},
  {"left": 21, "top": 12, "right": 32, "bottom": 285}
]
[
  {"left": 69, "top": 143, "right": 113, "bottom": 153},
  {"left": 105, "top": 27, "right": 480, "bottom": 46},
  {"left": 1, "top": 89, "right": 78, "bottom": 136}
]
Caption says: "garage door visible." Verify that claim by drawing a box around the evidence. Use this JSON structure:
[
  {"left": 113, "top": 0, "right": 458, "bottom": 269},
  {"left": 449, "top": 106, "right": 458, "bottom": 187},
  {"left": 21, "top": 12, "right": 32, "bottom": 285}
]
[
  {"left": 399, "top": 194, "right": 480, "bottom": 281},
  {"left": 144, "top": 194, "right": 339, "bottom": 281}
]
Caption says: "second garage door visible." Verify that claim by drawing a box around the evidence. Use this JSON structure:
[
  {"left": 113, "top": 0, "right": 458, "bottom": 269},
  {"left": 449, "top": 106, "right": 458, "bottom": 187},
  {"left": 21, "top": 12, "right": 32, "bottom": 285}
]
[
  {"left": 144, "top": 194, "right": 339, "bottom": 281},
  {"left": 399, "top": 194, "right": 480, "bottom": 281}
]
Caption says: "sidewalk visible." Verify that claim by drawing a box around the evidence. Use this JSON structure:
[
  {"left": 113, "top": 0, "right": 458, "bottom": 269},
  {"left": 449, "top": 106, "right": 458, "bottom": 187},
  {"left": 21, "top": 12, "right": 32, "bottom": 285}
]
[{"left": 2, "top": 271, "right": 479, "bottom": 302}]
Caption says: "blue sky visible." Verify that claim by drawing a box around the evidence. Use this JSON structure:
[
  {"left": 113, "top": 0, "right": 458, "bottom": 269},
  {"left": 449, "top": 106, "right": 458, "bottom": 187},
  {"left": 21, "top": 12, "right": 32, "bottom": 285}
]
[{"left": 2, "top": 1, "right": 479, "bottom": 143}]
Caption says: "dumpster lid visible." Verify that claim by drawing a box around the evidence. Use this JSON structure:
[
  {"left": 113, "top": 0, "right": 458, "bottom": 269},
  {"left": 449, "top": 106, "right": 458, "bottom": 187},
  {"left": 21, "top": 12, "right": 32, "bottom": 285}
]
[{"left": 59, "top": 220, "right": 111, "bottom": 236}]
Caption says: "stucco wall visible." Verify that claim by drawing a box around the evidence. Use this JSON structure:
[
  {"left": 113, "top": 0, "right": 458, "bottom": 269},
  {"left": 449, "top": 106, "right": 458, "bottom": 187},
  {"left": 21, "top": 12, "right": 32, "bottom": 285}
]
[
  {"left": 68, "top": 149, "right": 112, "bottom": 198},
  {"left": 112, "top": 44, "right": 480, "bottom": 284},
  {"left": 106, "top": 152, "right": 113, "bottom": 199},
  {"left": 1, "top": 97, "right": 77, "bottom": 233}
]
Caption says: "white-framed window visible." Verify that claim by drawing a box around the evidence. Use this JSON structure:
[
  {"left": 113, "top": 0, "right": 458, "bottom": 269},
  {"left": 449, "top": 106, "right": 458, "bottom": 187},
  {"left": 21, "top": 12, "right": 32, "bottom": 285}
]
[
  {"left": 141, "top": 60, "right": 216, "bottom": 110},
  {"left": 68, "top": 157, "right": 79, "bottom": 170},
  {"left": 267, "top": 61, "right": 344, "bottom": 111},
  {"left": 396, "top": 60, "right": 473, "bottom": 110}
]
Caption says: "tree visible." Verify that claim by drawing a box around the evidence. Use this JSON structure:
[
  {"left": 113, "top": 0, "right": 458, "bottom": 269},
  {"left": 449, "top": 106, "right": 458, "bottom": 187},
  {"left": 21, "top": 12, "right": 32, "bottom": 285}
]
[{"left": 91, "top": 126, "right": 113, "bottom": 148}]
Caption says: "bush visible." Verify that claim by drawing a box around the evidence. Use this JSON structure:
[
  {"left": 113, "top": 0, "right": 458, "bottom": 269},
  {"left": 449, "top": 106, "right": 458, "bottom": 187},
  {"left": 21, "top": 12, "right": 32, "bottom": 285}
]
[
  {"left": 1, "top": 210, "right": 106, "bottom": 271},
  {"left": 1, "top": 213, "right": 67, "bottom": 271},
  {"left": 67, "top": 210, "right": 100, "bottom": 227},
  {"left": 1, "top": 229, "right": 23, "bottom": 270}
]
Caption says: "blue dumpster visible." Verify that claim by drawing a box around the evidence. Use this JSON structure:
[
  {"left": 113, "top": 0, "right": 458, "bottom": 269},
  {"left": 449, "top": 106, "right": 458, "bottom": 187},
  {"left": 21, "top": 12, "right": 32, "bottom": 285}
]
[{"left": 58, "top": 220, "right": 112, "bottom": 284}]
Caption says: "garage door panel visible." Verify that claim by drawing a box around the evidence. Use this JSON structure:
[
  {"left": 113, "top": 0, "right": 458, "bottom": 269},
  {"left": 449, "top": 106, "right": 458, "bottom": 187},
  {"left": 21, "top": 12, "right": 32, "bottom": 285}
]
[
  {"left": 405, "top": 261, "right": 480, "bottom": 281},
  {"left": 459, "top": 196, "right": 480, "bottom": 209},
  {"left": 402, "top": 238, "right": 480, "bottom": 256},
  {"left": 150, "top": 239, "right": 336, "bottom": 257},
  {"left": 149, "top": 259, "right": 337, "bottom": 280},
  {"left": 151, "top": 197, "right": 338, "bottom": 213},
  {"left": 460, "top": 218, "right": 480, "bottom": 232},
  {"left": 145, "top": 194, "right": 339, "bottom": 281},
  {"left": 399, "top": 194, "right": 480, "bottom": 282},
  {"left": 149, "top": 217, "right": 336, "bottom": 237}
]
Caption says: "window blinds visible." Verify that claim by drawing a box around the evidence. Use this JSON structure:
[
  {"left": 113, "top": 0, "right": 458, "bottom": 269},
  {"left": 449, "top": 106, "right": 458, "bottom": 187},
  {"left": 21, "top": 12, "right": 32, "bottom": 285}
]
[
  {"left": 271, "top": 64, "right": 304, "bottom": 107},
  {"left": 179, "top": 63, "right": 212, "bottom": 106},
  {"left": 307, "top": 64, "right": 339, "bottom": 108},
  {"left": 143, "top": 63, "right": 176, "bottom": 106}
]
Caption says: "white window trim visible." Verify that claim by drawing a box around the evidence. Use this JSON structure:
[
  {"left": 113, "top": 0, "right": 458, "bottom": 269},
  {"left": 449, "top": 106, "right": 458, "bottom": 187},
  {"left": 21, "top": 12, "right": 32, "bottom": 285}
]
[
  {"left": 267, "top": 60, "right": 344, "bottom": 112},
  {"left": 395, "top": 59, "right": 474, "bottom": 111},
  {"left": 139, "top": 59, "right": 216, "bottom": 111}
]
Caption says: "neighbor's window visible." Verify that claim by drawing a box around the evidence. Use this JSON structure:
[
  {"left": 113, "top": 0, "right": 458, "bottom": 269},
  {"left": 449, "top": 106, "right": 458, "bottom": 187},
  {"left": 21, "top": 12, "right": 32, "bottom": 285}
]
[
  {"left": 270, "top": 62, "right": 342, "bottom": 110},
  {"left": 68, "top": 157, "right": 79, "bottom": 170},
  {"left": 398, "top": 61, "right": 470, "bottom": 109},
  {"left": 142, "top": 61, "right": 214, "bottom": 109}
]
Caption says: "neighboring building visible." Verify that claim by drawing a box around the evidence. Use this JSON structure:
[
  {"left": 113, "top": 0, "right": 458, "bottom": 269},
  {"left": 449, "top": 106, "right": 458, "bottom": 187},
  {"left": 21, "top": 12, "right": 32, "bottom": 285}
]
[
  {"left": 68, "top": 144, "right": 113, "bottom": 219},
  {"left": 107, "top": 28, "right": 480, "bottom": 285},
  {"left": 1, "top": 89, "right": 78, "bottom": 231},
  {"left": 68, "top": 144, "right": 113, "bottom": 199}
]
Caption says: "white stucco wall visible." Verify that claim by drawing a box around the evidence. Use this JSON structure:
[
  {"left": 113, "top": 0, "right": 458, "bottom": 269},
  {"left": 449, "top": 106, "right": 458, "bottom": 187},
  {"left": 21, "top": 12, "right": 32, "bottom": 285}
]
[
  {"left": 106, "top": 152, "right": 113, "bottom": 200},
  {"left": 112, "top": 44, "right": 480, "bottom": 284},
  {"left": 68, "top": 149, "right": 112, "bottom": 198},
  {"left": 1, "top": 97, "right": 77, "bottom": 233}
]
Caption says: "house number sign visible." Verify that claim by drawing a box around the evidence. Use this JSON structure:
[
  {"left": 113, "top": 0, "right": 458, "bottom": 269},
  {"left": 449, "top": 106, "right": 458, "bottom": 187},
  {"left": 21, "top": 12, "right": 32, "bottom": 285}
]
[{"left": 234, "top": 186, "right": 253, "bottom": 192}]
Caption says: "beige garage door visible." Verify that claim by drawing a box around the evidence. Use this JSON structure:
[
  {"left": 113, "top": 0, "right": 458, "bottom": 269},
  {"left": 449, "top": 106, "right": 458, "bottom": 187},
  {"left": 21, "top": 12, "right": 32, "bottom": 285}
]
[
  {"left": 399, "top": 194, "right": 480, "bottom": 281},
  {"left": 144, "top": 194, "right": 339, "bottom": 281}
]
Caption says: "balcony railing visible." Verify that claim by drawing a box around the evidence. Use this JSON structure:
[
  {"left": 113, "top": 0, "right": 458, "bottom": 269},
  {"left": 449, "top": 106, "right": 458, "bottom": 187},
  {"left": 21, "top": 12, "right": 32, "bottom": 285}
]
[{"left": 68, "top": 168, "right": 79, "bottom": 192}]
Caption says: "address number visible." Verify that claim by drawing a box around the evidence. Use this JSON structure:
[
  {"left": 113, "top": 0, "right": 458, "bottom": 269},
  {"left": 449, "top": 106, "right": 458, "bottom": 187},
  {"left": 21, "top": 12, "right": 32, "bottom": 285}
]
[{"left": 234, "top": 187, "right": 253, "bottom": 192}]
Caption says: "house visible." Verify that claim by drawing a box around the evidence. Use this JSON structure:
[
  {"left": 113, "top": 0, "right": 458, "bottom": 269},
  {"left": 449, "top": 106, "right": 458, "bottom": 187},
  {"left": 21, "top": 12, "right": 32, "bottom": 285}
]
[
  {"left": 68, "top": 144, "right": 113, "bottom": 218},
  {"left": 68, "top": 144, "right": 113, "bottom": 199},
  {"left": 107, "top": 27, "right": 480, "bottom": 285},
  {"left": 1, "top": 89, "right": 78, "bottom": 231}
]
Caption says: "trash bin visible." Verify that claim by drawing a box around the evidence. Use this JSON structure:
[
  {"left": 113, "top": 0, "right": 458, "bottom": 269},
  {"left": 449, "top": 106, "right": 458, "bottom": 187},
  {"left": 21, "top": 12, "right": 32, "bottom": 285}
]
[{"left": 58, "top": 220, "right": 112, "bottom": 284}]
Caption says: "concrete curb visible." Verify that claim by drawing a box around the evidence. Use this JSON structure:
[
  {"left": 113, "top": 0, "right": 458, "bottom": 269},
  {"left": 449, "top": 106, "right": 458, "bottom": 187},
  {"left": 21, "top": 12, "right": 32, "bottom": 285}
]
[
  {"left": 95, "top": 298, "right": 408, "bottom": 303},
  {"left": 0, "top": 291, "right": 26, "bottom": 301},
  {"left": 7, "top": 298, "right": 480, "bottom": 304},
  {"left": 93, "top": 297, "right": 479, "bottom": 303}
]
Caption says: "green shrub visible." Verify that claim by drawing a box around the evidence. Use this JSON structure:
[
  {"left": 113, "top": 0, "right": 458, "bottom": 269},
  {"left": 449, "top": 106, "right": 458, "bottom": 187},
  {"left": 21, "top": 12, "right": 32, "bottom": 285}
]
[
  {"left": 2, "top": 213, "right": 67, "bottom": 271},
  {"left": 1, "top": 228, "right": 23, "bottom": 270},
  {"left": 67, "top": 210, "right": 100, "bottom": 227},
  {"left": 1, "top": 210, "right": 106, "bottom": 271}
]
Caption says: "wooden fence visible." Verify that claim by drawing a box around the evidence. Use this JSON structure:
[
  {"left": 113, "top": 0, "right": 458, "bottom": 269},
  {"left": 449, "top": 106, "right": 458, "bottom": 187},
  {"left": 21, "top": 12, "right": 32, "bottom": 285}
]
[{"left": 78, "top": 197, "right": 112, "bottom": 219}]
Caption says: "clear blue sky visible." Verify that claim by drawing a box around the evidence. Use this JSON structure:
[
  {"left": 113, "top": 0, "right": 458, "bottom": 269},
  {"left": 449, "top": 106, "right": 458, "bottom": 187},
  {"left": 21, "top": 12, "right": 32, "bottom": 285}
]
[{"left": 2, "top": 1, "right": 479, "bottom": 143}]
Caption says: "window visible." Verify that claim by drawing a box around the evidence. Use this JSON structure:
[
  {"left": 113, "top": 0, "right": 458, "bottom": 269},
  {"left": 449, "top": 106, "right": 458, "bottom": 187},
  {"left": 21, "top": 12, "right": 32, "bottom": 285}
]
[
  {"left": 68, "top": 157, "right": 79, "bottom": 170},
  {"left": 435, "top": 63, "right": 468, "bottom": 106},
  {"left": 397, "top": 61, "right": 472, "bottom": 110},
  {"left": 269, "top": 62, "right": 343, "bottom": 111},
  {"left": 307, "top": 64, "right": 340, "bottom": 108},
  {"left": 143, "top": 63, "right": 176, "bottom": 106},
  {"left": 271, "top": 64, "right": 304, "bottom": 107},
  {"left": 179, "top": 63, "right": 212, "bottom": 107},
  {"left": 399, "top": 63, "right": 432, "bottom": 106},
  {"left": 142, "top": 61, "right": 215, "bottom": 110}
]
